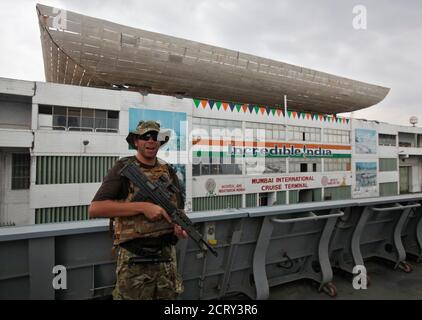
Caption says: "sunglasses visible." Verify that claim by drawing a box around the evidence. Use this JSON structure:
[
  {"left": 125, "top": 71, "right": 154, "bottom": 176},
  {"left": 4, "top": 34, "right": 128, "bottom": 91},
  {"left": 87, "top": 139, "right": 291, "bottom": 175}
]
[{"left": 138, "top": 132, "right": 158, "bottom": 141}]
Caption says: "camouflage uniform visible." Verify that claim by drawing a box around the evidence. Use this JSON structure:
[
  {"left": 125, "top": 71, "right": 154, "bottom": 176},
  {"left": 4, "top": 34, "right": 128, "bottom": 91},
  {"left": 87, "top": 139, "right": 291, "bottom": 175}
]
[
  {"left": 112, "top": 156, "right": 184, "bottom": 300},
  {"left": 92, "top": 120, "right": 184, "bottom": 300},
  {"left": 113, "top": 245, "right": 183, "bottom": 300}
]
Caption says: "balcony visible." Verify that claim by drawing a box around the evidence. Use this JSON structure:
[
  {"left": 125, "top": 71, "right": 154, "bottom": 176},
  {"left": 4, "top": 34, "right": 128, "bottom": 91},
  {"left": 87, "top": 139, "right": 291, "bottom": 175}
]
[
  {"left": 0, "top": 93, "right": 33, "bottom": 147},
  {"left": 0, "top": 128, "right": 33, "bottom": 148}
]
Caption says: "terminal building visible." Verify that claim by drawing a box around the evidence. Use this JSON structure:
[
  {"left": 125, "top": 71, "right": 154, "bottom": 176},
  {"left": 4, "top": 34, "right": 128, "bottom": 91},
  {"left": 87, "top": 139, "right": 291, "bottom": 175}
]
[
  {"left": 1, "top": 4, "right": 421, "bottom": 227},
  {"left": 1, "top": 77, "right": 422, "bottom": 228}
]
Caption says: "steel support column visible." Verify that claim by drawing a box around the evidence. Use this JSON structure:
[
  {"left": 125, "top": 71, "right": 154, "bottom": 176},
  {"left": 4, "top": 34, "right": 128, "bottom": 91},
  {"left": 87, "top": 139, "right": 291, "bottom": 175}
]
[
  {"left": 350, "top": 207, "right": 371, "bottom": 268},
  {"left": 28, "top": 237, "right": 55, "bottom": 300},
  {"left": 252, "top": 216, "right": 273, "bottom": 300}
]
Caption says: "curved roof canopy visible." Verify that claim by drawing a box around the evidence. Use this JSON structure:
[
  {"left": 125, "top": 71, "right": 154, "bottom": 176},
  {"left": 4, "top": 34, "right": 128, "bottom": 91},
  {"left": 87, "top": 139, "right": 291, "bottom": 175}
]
[{"left": 37, "top": 4, "right": 389, "bottom": 114}]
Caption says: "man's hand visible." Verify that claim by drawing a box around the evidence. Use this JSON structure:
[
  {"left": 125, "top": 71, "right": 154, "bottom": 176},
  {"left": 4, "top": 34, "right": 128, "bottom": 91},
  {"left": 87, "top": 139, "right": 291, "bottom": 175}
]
[
  {"left": 141, "top": 202, "right": 172, "bottom": 223},
  {"left": 174, "top": 224, "right": 188, "bottom": 239}
]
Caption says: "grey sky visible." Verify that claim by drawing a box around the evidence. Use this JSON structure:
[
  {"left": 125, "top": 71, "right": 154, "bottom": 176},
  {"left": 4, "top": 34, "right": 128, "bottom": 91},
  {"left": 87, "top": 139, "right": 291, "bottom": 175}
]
[{"left": 1, "top": 0, "right": 421, "bottom": 126}]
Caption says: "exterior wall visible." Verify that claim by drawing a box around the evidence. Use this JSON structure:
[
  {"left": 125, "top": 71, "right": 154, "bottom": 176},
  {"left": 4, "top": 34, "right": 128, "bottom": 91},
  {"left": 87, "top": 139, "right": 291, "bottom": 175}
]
[
  {"left": 191, "top": 98, "right": 353, "bottom": 208},
  {"left": 31, "top": 183, "right": 101, "bottom": 209},
  {"left": 29, "top": 82, "right": 193, "bottom": 225},
  {"left": 324, "top": 186, "right": 352, "bottom": 200},
  {"left": 2, "top": 77, "right": 422, "bottom": 225},
  {"left": 192, "top": 194, "right": 242, "bottom": 211},
  {"left": 0, "top": 152, "right": 5, "bottom": 224},
  {"left": 0, "top": 91, "right": 33, "bottom": 148},
  {"left": 0, "top": 152, "right": 31, "bottom": 226},
  {"left": 379, "top": 146, "right": 398, "bottom": 158},
  {"left": 0, "top": 78, "right": 35, "bottom": 96},
  {"left": 0, "top": 96, "right": 32, "bottom": 129},
  {"left": 0, "top": 130, "right": 32, "bottom": 148},
  {"left": 400, "top": 156, "right": 422, "bottom": 193},
  {"left": 379, "top": 182, "right": 398, "bottom": 196},
  {"left": 350, "top": 119, "right": 422, "bottom": 197}
]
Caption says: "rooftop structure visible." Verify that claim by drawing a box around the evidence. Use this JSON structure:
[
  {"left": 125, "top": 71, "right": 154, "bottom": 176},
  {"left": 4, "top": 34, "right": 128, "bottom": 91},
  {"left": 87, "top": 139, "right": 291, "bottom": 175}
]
[{"left": 36, "top": 3, "right": 389, "bottom": 114}]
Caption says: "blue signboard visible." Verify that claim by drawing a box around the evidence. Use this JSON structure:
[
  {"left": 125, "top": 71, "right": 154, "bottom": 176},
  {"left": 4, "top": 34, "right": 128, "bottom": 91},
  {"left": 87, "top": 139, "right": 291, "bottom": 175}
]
[{"left": 129, "top": 108, "right": 187, "bottom": 151}]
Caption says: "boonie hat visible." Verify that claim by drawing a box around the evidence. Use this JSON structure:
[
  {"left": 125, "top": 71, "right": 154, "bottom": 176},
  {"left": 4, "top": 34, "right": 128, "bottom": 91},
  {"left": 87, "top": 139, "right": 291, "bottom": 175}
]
[{"left": 126, "top": 120, "right": 169, "bottom": 149}]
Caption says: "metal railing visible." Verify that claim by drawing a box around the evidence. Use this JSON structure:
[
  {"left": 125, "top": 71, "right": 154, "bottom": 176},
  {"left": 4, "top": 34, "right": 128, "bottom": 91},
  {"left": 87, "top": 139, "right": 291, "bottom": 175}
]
[{"left": 1, "top": 193, "right": 422, "bottom": 300}]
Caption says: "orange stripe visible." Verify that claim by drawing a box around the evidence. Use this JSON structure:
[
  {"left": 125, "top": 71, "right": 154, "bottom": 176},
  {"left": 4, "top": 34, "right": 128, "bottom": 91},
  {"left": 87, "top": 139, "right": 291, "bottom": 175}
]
[{"left": 192, "top": 139, "right": 352, "bottom": 150}]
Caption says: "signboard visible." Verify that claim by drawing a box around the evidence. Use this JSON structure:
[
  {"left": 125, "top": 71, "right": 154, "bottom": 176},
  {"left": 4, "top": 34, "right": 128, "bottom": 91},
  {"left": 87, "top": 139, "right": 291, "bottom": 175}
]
[
  {"left": 129, "top": 108, "right": 187, "bottom": 196},
  {"left": 354, "top": 161, "right": 377, "bottom": 197},
  {"left": 192, "top": 140, "right": 351, "bottom": 159},
  {"left": 193, "top": 173, "right": 352, "bottom": 197},
  {"left": 129, "top": 108, "right": 187, "bottom": 151},
  {"left": 355, "top": 129, "right": 377, "bottom": 154}
]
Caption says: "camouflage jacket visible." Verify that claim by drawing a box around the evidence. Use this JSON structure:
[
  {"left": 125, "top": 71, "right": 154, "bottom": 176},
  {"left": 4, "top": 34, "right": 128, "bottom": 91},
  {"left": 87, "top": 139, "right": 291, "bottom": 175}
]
[{"left": 112, "top": 156, "right": 183, "bottom": 246}]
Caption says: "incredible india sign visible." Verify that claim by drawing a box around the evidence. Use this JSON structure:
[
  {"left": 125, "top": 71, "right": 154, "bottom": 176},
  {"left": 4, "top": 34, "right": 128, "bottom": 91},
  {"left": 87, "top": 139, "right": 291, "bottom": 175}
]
[{"left": 192, "top": 140, "right": 351, "bottom": 160}]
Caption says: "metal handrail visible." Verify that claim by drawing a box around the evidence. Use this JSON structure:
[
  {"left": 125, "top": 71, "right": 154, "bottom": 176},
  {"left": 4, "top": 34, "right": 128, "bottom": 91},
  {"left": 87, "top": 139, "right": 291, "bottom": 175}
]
[
  {"left": 94, "top": 127, "right": 118, "bottom": 133},
  {"left": 271, "top": 210, "right": 344, "bottom": 223},
  {"left": 38, "top": 125, "right": 66, "bottom": 130},
  {"left": 68, "top": 126, "right": 94, "bottom": 132},
  {"left": 372, "top": 203, "right": 421, "bottom": 212}
]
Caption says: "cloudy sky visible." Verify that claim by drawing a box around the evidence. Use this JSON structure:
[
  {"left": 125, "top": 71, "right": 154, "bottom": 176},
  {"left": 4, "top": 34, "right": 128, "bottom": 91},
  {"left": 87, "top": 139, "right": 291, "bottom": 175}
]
[{"left": 1, "top": 0, "right": 421, "bottom": 126}]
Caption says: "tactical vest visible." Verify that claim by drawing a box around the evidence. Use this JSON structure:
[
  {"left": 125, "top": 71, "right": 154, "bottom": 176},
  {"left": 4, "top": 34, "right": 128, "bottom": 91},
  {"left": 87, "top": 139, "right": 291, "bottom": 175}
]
[{"left": 112, "top": 156, "right": 182, "bottom": 246}]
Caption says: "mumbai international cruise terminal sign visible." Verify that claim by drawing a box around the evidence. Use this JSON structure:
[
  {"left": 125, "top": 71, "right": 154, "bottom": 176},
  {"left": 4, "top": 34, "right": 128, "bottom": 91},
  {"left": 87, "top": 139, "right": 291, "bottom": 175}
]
[
  {"left": 194, "top": 173, "right": 352, "bottom": 197},
  {"left": 249, "top": 174, "right": 350, "bottom": 191}
]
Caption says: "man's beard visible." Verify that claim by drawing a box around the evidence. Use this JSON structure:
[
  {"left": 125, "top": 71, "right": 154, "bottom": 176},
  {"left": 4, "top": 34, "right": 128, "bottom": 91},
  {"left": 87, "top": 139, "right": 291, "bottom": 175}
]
[{"left": 138, "top": 145, "right": 158, "bottom": 159}]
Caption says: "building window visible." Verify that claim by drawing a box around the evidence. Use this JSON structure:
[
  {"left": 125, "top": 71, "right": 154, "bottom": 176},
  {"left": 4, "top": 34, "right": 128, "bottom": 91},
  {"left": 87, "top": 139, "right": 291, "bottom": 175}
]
[
  {"left": 244, "top": 122, "right": 286, "bottom": 141},
  {"left": 379, "top": 158, "right": 397, "bottom": 172},
  {"left": 324, "top": 186, "right": 351, "bottom": 200},
  {"left": 264, "top": 158, "right": 286, "bottom": 173},
  {"left": 324, "top": 158, "right": 351, "bottom": 171},
  {"left": 379, "top": 182, "right": 398, "bottom": 196},
  {"left": 324, "top": 129, "right": 350, "bottom": 144},
  {"left": 39, "top": 105, "right": 119, "bottom": 133},
  {"left": 192, "top": 117, "right": 242, "bottom": 176},
  {"left": 288, "top": 126, "right": 321, "bottom": 142},
  {"left": 289, "top": 158, "right": 321, "bottom": 173},
  {"left": 246, "top": 193, "right": 258, "bottom": 207},
  {"left": 259, "top": 193, "right": 270, "bottom": 206},
  {"left": 35, "top": 205, "right": 90, "bottom": 224},
  {"left": 192, "top": 195, "right": 242, "bottom": 211},
  {"left": 12, "top": 154, "right": 30, "bottom": 190},
  {"left": 398, "top": 132, "right": 415, "bottom": 147},
  {"left": 378, "top": 134, "right": 396, "bottom": 146}
]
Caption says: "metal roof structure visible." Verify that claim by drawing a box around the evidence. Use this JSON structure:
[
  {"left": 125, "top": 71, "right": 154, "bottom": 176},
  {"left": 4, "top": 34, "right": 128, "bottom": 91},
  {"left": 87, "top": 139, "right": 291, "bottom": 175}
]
[{"left": 37, "top": 3, "right": 390, "bottom": 114}]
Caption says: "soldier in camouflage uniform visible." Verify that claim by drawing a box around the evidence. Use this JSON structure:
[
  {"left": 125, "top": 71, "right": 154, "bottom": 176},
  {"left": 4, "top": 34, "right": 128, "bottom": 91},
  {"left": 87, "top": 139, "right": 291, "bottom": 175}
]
[{"left": 89, "top": 120, "right": 187, "bottom": 300}]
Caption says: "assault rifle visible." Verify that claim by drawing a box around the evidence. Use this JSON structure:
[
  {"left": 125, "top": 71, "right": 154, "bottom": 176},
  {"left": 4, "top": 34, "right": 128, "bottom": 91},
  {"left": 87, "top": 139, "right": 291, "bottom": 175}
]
[{"left": 120, "top": 163, "right": 218, "bottom": 257}]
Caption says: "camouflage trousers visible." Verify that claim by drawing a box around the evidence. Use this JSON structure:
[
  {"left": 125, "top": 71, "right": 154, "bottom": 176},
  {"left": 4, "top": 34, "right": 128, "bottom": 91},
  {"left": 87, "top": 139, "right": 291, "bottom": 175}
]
[{"left": 112, "top": 245, "right": 184, "bottom": 300}]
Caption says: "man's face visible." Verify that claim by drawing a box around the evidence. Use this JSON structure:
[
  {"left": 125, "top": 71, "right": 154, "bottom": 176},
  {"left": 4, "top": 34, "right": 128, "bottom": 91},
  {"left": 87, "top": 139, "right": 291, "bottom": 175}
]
[{"left": 134, "top": 131, "right": 160, "bottom": 159}]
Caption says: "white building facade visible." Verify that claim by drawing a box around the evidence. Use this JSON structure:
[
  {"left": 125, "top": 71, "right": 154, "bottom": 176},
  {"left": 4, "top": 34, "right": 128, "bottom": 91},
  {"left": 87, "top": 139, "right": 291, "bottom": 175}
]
[{"left": 1, "top": 77, "right": 421, "bottom": 226}]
